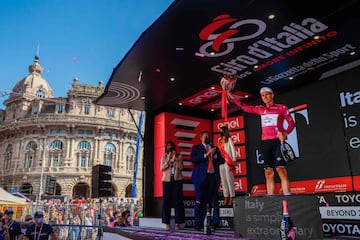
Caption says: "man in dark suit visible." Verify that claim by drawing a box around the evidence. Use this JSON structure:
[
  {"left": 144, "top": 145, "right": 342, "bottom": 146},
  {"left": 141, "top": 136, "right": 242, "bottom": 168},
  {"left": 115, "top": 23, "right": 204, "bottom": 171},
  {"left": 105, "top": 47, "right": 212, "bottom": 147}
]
[{"left": 190, "top": 130, "right": 224, "bottom": 231}]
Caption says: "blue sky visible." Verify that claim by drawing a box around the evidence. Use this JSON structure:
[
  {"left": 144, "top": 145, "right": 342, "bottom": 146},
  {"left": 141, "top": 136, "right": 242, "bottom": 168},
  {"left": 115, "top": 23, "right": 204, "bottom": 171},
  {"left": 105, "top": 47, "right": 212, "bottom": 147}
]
[{"left": 0, "top": 0, "right": 173, "bottom": 109}]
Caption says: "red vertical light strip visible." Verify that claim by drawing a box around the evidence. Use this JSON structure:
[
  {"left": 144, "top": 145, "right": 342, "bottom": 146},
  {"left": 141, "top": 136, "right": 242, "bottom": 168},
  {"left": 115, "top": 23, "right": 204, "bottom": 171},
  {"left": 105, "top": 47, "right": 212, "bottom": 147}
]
[{"left": 154, "top": 113, "right": 166, "bottom": 197}]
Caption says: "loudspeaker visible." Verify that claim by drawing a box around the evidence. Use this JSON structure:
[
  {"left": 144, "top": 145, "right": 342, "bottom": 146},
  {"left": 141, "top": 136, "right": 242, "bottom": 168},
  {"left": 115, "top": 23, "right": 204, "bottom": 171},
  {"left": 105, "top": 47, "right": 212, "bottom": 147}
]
[
  {"left": 233, "top": 195, "right": 323, "bottom": 240},
  {"left": 92, "top": 164, "right": 112, "bottom": 198}
]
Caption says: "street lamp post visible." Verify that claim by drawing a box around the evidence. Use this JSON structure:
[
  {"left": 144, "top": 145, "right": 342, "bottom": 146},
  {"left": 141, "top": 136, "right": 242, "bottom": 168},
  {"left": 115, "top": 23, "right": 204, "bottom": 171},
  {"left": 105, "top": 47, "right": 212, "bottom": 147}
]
[{"left": 38, "top": 139, "right": 46, "bottom": 201}]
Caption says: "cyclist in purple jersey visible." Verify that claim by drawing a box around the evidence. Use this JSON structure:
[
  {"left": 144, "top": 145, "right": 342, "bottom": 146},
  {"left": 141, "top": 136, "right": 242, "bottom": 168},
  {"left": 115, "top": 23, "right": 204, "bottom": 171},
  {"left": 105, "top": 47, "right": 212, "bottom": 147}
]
[{"left": 228, "top": 87, "right": 295, "bottom": 195}]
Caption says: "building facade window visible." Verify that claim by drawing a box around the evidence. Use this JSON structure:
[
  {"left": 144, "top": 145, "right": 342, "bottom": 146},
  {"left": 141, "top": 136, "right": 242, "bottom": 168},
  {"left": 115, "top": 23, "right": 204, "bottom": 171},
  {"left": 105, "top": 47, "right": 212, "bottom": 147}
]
[
  {"left": 77, "top": 141, "right": 91, "bottom": 167},
  {"left": 49, "top": 140, "right": 64, "bottom": 167},
  {"left": 50, "top": 129, "right": 65, "bottom": 135},
  {"left": 108, "top": 108, "right": 115, "bottom": 118},
  {"left": 4, "top": 145, "right": 13, "bottom": 170},
  {"left": 84, "top": 106, "right": 90, "bottom": 114},
  {"left": 36, "top": 89, "right": 45, "bottom": 98},
  {"left": 24, "top": 141, "right": 37, "bottom": 168},
  {"left": 57, "top": 104, "right": 63, "bottom": 113},
  {"left": 104, "top": 143, "right": 116, "bottom": 167},
  {"left": 77, "top": 129, "right": 93, "bottom": 135},
  {"left": 126, "top": 146, "right": 135, "bottom": 171},
  {"left": 33, "top": 105, "right": 39, "bottom": 114}
]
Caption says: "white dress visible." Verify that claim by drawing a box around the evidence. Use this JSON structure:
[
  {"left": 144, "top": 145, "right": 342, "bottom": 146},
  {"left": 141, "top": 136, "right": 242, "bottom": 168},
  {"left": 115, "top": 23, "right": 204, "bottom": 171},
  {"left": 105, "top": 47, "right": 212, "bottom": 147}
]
[{"left": 219, "top": 138, "right": 236, "bottom": 198}]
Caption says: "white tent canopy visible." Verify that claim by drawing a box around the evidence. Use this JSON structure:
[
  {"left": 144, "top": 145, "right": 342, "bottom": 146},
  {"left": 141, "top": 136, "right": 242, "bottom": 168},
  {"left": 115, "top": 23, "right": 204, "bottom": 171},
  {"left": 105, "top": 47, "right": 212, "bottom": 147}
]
[{"left": 0, "top": 187, "right": 28, "bottom": 205}]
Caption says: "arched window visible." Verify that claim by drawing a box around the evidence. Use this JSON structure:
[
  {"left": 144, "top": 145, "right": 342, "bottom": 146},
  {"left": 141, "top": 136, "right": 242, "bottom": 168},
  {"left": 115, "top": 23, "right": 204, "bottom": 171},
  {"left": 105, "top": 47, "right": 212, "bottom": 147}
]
[
  {"left": 49, "top": 140, "right": 64, "bottom": 167},
  {"left": 77, "top": 141, "right": 91, "bottom": 167},
  {"left": 4, "top": 145, "right": 13, "bottom": 170},
  {"left": 126, "top": 146, "right": 135, "bottom": 171},
  {"left": 20, "top": 183, "right": 33, "bottom": 194},
  {"left": 36, "top": 89, "right": 45, "bottom": 98},
  {"left": 24, "top": 141, "right": 37, "bottom": 168},
  {"left": 104, "top": 143, "right": 116, "bottom": 167}
]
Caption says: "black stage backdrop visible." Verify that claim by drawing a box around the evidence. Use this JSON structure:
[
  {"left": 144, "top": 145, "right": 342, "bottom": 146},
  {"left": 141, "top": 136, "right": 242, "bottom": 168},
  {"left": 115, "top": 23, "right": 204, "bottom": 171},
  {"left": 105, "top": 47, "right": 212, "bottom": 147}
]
[
  {"left": 336, "top": 67, "right": 360, "bottom": 178},
  {"left": 245, "top": 66, "right": 360, "bottom": 191}
]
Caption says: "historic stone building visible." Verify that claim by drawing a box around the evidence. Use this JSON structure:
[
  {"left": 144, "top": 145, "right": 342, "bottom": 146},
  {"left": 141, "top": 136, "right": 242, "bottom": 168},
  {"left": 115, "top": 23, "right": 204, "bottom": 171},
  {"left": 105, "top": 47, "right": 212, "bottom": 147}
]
[{"left": 0, "top": 56, "right": 144, "bottom": 200}]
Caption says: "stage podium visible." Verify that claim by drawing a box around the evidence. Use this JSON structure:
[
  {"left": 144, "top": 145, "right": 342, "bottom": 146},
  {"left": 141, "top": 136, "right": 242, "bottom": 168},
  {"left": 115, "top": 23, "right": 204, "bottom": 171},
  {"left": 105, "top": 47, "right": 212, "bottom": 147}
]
[{"left": 233, "top": 195, "right": 323, "bottom": 240}]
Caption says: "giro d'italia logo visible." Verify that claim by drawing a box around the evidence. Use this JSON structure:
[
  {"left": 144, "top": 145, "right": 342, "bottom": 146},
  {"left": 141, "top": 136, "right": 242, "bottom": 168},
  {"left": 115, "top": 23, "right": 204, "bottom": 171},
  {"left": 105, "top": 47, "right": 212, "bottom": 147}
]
[{"left": 198, "top": 14, "right": 266, "bottom": 57}]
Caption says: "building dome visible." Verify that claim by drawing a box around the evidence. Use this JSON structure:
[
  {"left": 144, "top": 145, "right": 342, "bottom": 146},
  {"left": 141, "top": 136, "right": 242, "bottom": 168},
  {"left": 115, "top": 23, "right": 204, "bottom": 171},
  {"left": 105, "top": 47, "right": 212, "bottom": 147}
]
[{"left": 11, "top": 55, "right": 54, "bottom": 99}]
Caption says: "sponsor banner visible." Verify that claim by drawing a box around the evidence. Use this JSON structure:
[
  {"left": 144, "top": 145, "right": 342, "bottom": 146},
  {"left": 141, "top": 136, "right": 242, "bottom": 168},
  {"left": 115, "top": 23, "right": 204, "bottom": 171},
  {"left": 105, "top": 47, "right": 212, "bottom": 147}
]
[
  {"left": 293, "top": 176, "right": 353, "bottom": 193},
  {"left": 250, "top": 176, "right": 354, "bottom": 196},
  {"left": 322, "top": 220, "right": 360, "bottom": 237},
  {"left": 182, "top": 197, "right": 235, "bottom": 228},
  {"left": 200, "top": 98, "right": 222, "bottom": 111},
  {"left": 250, "top": 185, "right": 267, "bottom": 196},
  {"left": 231, "top": 131, "right": 245, "bottom": 145},
  {"left": 337, "top": 73, "right": 360, "bottom": 176},
  {"left": 235, "top": 145, "right": 246, "bottom": 160},
  {"left": 183, "top": 183, "right": 195, "bottom": 197},
  {"left": 234, "top": 177, "right": 248, "bottom": 192},
  {"left": 214, "top": 131, "right": 245, "bottom": 145},
  {"left": 201, "top": 91, "right": 252, "bottom": 111},
  {"left": 319, "top": 206, "right": 360, "bottom": 220},
  {"left": 313, "top": 177, "right": 353, "bottom": 193},
  {"left": 183, "top": 207, "right": 234, "bottom": 218},
  {"left": 184, "top": 217, "right": 233, "bottom": 228},
  {"left": 234, "top": 195, "right": 323, "bottom": 239},
  {"left": 354, "top": 176, "right": 360, "bottom": 191},
  {"left": 213, "top": 116, "right": 245, "bottom": 131},
  {"left": 182, "top": 170, "right": 192, "bottom": 181},
  {"left": 180, "top": 85, "right": 222, "bottom": 107},
  {"left": 317, "top": 192, "right": 360, "bottom": 206},
  {"left": 182, "top": 160, "right": 193, "bottom": 169},
  {"left": 318, "top": 192, "right": 360, "bottom": 237},
  {"left": 218, "top": 177, "right": 248, "bottom": 193},
  {"left": 233, "top": 161, "right": 247, "bottom": 176},
  {"left": 184, "top": 208, "right": 194, "bottom": 217}
]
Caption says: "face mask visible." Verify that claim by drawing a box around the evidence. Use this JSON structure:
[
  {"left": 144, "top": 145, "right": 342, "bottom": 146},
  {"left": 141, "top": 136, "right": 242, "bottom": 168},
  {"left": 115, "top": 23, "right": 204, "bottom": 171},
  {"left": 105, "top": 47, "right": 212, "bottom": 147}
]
[
  {"left": 166, "top": 147, "right": 175, "bottom": 154},
  {"left": 204, "top": 136, "right": 210, "bottom": 144},
  {"left": 37, "top": 218, "right": 44, "bottom": 224},
  {"left": 127, "top": 216, "right": 132, "bottom": 223}
]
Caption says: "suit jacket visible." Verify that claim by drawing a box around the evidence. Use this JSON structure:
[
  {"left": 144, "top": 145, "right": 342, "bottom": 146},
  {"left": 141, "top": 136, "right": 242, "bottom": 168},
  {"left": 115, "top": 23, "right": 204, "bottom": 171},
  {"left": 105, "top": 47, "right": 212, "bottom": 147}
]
[
  {"left": 160, "top": 153, "right": 184, "bottom": 182},
  {"left": 190, "top": 143, "right": 224, "bottom": 185}
]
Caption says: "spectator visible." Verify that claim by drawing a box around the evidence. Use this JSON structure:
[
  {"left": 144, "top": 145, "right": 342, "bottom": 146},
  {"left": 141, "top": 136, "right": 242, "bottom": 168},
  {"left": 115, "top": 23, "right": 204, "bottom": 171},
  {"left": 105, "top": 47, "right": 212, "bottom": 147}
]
[
  {"left": 84, "top": 211, "right": 93, "bottom": 240},
  {"left": 0, "top": 221, "right": 10, "bottom": 240},
  {"left": 108, "top": 211, "right": 120, "bottom": 227},
  {"left": 113, "top": 212, "right": 124, "bottom": 228},
  {"left": 0, "top": 208, "right": 22, "bottom": 240},
  {"left": 121, "top": 210, "right": 132, "bottom": 227},
  {"left": 20, "top": 215, "right": 33, "bottom": 236},
  {"left": 24, "top": 211, "right": 57, "bottom": 240},
  {"left": 68, "top": 214, "right": 80, "bottom": 240}
]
